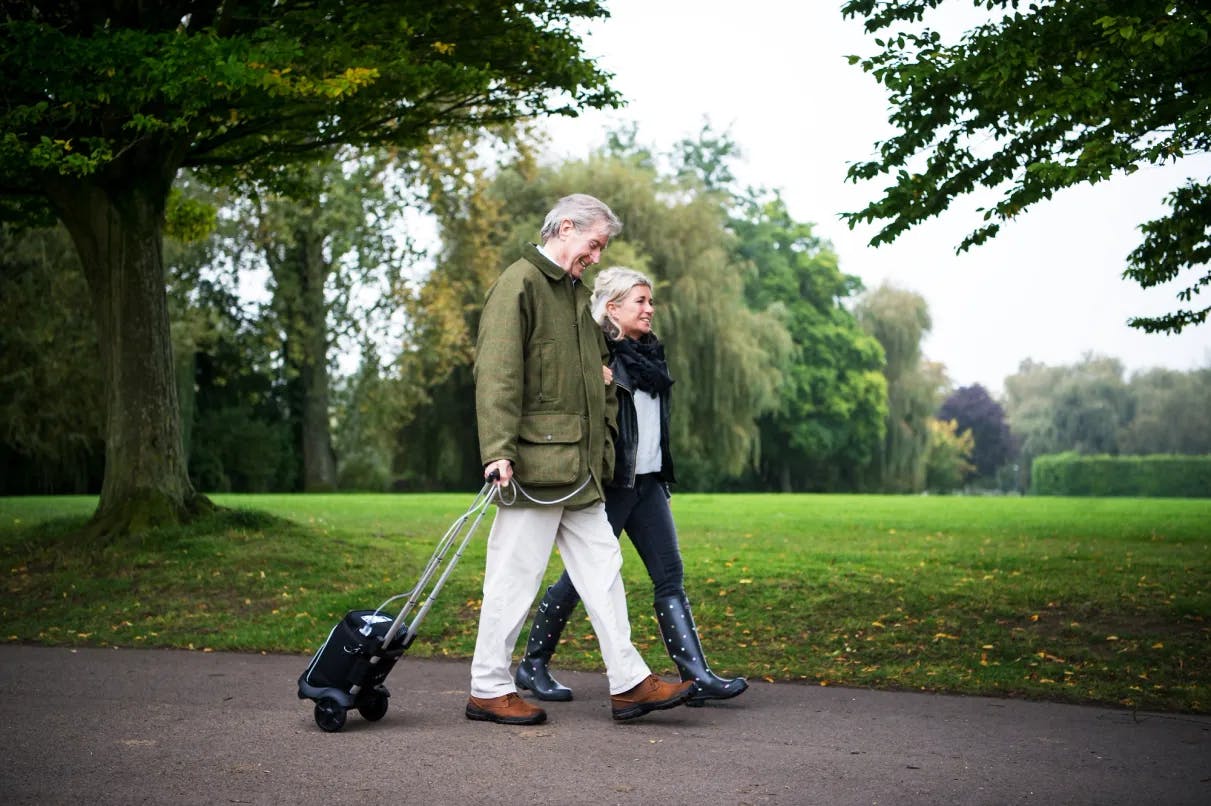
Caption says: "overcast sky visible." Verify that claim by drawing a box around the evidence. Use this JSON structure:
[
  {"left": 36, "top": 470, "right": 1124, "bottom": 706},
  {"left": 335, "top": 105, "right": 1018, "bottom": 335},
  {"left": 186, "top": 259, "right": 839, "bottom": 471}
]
[{"left": 543, "top": 0, "right": 1211, "bottom": 395}]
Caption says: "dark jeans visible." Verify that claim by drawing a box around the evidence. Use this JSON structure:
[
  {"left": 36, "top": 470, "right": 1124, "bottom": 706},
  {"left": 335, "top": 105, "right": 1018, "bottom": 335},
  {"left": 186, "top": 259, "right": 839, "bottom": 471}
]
[{"left": 547, "top": 474, "right": 685, "bottom": 606}]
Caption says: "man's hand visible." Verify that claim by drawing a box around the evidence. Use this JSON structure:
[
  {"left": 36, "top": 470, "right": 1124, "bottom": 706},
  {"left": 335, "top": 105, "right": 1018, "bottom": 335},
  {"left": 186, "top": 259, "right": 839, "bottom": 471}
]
[
  {"left": 602, "top": 365, "right": 614, "bottom": 385},
  {"left": 485, "top": 459, "right": 513, "bottom": 488}
]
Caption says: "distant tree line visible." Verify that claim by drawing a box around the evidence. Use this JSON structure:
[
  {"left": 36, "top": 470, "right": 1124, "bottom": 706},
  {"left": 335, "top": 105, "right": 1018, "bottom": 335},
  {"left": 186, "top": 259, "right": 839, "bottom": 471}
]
[
  {"left": 5, "top": 127, "right": 1208, "bottom": 499},
  {"left": 928, "top": 355, "right": 1211, "bottom": 494}
]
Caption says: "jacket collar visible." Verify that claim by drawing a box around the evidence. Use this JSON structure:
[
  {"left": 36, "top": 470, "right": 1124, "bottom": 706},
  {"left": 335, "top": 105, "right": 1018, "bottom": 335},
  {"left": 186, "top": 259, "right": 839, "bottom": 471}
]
[{"left": 525, "top": 242, "right": 569, "bottom": 283}]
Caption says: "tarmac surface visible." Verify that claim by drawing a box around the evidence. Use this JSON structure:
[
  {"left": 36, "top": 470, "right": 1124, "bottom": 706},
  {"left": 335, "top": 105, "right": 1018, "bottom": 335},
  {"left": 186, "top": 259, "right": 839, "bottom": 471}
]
[{"left": 1, "top": 643, "right": 1208, "bottom": 805}]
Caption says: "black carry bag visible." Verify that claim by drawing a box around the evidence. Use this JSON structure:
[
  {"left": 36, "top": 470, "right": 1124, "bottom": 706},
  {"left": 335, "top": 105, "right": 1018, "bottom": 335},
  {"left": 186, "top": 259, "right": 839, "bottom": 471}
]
[{"left": 297, "top": 475, "right": 499, "bottom": 732}]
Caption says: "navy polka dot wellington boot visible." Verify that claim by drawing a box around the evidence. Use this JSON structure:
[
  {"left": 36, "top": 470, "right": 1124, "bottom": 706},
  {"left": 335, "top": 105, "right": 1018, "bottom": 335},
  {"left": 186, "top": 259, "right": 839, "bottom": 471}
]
[
  {"left": 514, "top": 585, "right": 579, "bottom": 701},
  {"left": 655, "top": 593, "right": 748, "bottom": 706}
]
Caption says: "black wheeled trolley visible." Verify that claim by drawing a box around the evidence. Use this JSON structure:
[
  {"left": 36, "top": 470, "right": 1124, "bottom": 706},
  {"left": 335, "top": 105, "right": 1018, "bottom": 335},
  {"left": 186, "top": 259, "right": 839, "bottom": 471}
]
[{"left": 297, "top": 477, "right": 498, "bottom": 732}]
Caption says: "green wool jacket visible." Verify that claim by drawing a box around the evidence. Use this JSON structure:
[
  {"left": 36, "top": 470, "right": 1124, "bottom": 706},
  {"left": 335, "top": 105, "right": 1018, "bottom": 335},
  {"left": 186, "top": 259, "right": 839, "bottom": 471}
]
[{"left": 474, "top": 243, "right": 617, "bottom": 508}]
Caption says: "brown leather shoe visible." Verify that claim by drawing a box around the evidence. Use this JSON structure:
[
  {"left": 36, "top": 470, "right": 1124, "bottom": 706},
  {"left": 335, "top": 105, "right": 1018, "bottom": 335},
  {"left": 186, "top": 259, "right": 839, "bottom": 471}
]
[
  {"left": 465, "top": 693, "right": 547, "bottom": 725},
  {"left": 610, "top": 675, "right": 694, "bottom": 721}
]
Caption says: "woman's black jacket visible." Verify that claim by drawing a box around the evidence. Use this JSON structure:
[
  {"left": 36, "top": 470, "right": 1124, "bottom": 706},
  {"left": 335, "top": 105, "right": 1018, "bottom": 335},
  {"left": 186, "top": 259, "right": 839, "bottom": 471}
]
[{"left": 607, "top": 342, "right": 676, "bottom": 489}]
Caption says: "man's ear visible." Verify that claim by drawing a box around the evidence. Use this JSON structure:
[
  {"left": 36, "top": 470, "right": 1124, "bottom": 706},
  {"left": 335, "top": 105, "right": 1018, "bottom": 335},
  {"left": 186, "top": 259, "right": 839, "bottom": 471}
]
[{"left": 559, "top": 218, "right": 576, "bottom": 238}]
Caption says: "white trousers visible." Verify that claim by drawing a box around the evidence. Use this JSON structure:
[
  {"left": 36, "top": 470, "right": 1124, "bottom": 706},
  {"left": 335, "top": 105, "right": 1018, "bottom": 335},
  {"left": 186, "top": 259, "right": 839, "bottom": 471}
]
[{"left": 470, "top": 502, "right": 651, "bottom": 698}]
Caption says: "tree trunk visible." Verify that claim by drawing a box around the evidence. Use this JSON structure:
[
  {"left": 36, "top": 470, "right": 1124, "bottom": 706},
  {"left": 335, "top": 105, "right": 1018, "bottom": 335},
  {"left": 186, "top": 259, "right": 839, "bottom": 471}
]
[
  {"left": 271, "top": 228, "right": 337, "bottom": 492},
  {"left": 48, "top": 161, "right": 210, "bottom": 538},
  {"left": 299, "top": 234, "right": 336, "bottom": 491}
]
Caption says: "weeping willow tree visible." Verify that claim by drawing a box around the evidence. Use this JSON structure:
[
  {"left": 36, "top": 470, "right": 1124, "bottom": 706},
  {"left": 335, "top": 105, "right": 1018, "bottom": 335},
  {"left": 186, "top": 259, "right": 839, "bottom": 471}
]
[{"left": 395, "top": 135, "right": 788, "bottom": 489}]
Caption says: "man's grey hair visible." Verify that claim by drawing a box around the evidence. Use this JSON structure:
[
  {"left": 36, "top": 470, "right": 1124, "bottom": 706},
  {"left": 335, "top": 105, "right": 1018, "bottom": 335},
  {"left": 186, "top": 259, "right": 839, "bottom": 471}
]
[
  {"left": 591, "top": 266, "right": 653, "bottom": 341},
  {"left": 539, "top": 194, "right": 623, "bottom": 243}
]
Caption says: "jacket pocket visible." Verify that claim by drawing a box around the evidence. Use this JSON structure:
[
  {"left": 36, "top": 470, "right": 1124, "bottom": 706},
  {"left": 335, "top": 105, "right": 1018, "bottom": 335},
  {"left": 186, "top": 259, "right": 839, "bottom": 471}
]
[
  {"left": 536, "top": 340, "right": 560, "bottom": 404},
  {"left": 516, "top": 412, "right": 583, "bottom": 486}
]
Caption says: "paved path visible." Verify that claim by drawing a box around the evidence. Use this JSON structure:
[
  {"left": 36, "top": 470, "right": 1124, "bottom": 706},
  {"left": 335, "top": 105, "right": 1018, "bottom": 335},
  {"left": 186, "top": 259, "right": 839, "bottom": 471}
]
[{"left": 1, "top": 644, "right": 1208, "bottom": 805}]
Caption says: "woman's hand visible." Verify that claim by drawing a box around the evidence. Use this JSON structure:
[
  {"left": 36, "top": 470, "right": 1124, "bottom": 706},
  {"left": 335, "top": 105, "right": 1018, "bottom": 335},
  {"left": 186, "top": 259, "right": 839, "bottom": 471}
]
[{"left": 602, "top": 365, "right": 614, "bottom": 385}]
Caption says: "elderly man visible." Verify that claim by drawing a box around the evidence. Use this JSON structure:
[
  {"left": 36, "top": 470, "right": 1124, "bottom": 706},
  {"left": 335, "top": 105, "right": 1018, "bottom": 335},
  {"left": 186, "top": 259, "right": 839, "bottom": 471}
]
[{"left": 467, "top": 194, "right": 693, "bottom": 725}]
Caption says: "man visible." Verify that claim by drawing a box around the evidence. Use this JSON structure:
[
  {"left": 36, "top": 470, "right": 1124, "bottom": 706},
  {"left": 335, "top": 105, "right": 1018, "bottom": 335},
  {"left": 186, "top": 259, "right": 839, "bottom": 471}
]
[{"left": 468, "top": 193, "right": 694, "bottom": 725}]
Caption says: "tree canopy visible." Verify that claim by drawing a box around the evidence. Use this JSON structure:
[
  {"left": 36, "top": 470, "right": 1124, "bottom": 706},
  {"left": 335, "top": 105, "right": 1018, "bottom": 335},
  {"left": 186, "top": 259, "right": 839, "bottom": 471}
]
[
  {"left": 1, "top": 1, "right": 619, "bottom": 202},
  {"left": 1120, "top": 367, "right": 1211, "bottom": 454},
  {"left": 841, "top": 0, "right": 1211, "bottom": 334},
  {"left": 734, "top": 193, "right": 887, "bottom": 492},
  {"left": 1003, "top": 355, "right": 1130, "bottom": 481},
  {"left": 937, "top": 384, "right": 1014, "bottom": 481}
]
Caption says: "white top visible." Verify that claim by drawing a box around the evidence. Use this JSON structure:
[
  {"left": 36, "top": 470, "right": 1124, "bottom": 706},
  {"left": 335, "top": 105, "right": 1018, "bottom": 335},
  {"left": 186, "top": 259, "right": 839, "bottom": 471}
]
[{"left": 633, "top": 388, "right": 663, "bottom": 475}]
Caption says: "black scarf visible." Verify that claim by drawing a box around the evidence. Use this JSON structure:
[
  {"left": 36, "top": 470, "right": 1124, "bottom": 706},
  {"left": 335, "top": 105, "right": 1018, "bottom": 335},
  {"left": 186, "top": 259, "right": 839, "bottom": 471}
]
[{"left": 611, "top": 336, "right": 673, "bottom": 395}]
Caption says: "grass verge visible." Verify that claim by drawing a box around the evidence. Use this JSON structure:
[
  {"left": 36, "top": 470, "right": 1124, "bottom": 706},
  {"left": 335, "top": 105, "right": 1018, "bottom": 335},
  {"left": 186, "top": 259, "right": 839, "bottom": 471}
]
[{"left": 1, "top": 493, "right": 1207, "bottom": 713}]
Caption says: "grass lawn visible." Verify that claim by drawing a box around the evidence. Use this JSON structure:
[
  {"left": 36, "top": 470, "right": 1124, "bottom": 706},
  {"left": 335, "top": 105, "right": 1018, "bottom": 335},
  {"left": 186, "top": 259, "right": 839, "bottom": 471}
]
[{"left": 1, "top": 492, "right": 1207, "bottom": 713}]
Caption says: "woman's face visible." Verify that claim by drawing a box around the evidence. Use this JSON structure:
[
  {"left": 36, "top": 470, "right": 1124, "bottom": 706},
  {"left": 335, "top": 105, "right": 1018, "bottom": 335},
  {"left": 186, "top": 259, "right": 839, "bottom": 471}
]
[{"left": 608, "top": 283, "right": 654, "bottom": 340}]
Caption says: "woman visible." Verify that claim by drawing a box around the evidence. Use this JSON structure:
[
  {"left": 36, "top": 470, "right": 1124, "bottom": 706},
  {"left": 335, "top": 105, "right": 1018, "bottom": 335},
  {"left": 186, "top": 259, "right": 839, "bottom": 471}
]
[{"left": 514, "top": 266, "right": 748, "bottom": 706}]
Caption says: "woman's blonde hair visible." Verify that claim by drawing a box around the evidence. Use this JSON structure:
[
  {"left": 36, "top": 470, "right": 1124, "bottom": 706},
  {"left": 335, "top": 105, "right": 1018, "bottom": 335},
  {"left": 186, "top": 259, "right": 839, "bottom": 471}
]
[{"left": 591, "top": 266, "right": 653, "bottom": 341}]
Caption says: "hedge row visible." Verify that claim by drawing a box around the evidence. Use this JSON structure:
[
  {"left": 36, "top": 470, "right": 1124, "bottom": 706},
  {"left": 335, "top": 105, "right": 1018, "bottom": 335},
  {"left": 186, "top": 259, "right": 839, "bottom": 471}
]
[{"left": 1031, "top": 453, "right": 1211, "bottom": 497}]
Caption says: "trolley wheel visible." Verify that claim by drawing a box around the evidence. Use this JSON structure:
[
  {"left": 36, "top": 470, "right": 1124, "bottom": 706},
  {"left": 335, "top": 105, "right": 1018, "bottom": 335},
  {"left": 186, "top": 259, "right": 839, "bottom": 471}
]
[
  {"left": 314, "top": 698, "right": 347, "bottom": 733},
  {"left": 357, "top": 690, "right": 390, "bottom": 722}
]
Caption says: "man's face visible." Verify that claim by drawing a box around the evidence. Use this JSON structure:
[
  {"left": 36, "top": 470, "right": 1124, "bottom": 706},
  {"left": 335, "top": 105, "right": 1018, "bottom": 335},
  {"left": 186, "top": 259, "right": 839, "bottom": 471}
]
[{"left": 556, "top": 218, "right": 611, "bottom": 280}]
